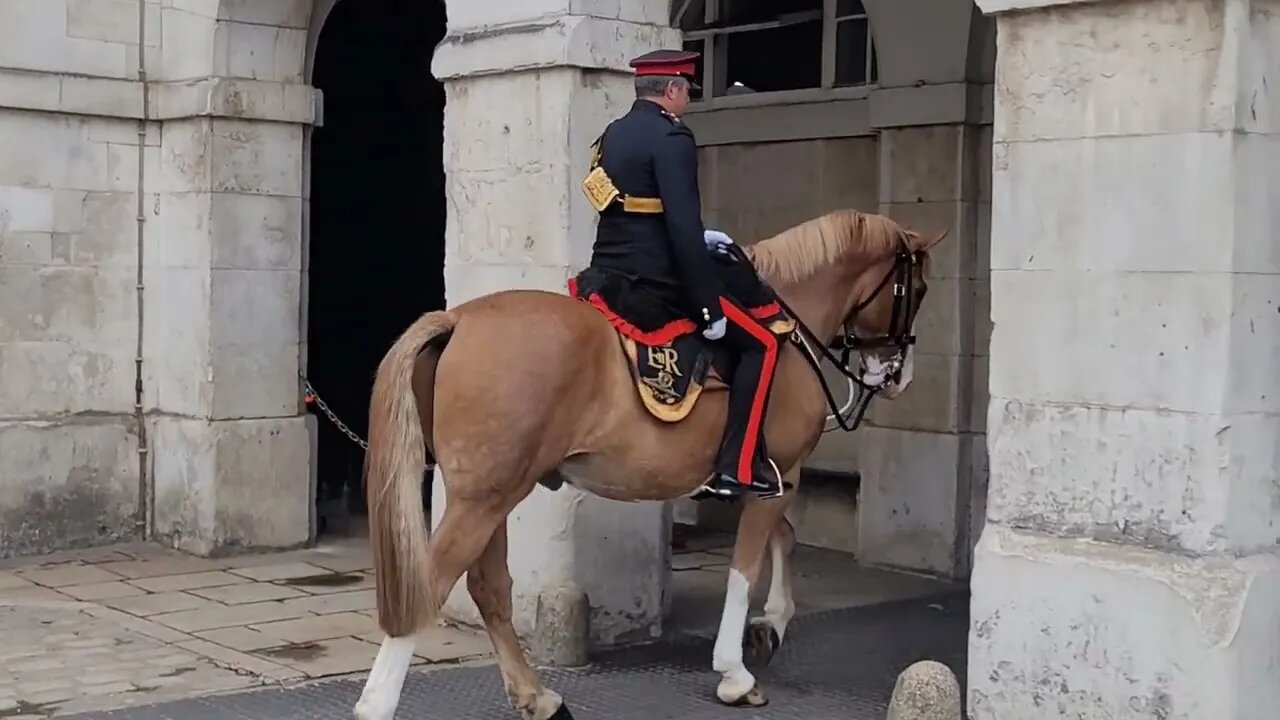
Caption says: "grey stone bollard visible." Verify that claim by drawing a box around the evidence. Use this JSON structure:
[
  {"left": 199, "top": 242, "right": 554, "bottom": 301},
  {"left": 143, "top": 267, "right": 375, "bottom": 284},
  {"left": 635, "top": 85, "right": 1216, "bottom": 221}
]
[
  {"left": 527, "top": 582, "right": 590, "bottom": 668},
  {"left": 885, "top": 660, "right": 962, "bottom": 720}
]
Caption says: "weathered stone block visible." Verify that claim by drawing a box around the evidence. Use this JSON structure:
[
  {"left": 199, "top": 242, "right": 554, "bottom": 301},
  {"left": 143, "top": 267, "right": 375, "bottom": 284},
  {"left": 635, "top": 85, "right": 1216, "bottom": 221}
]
[
  {"left": 142, "top": 265, "right": 210, "bottom": 416},
  {"left": 0, "top": 264, "right": 135, "bottom": 346},
  {"left": 987, "top": 400, "right": 1280, "bottom": 556},
  {"left": 215, "top": 22, "right": 305, "bottom": 83},
  {"left": 209, "top": 268, "right": 300, "bottom": 346},
  {"left": 444, "top": 263, "right": 575, "bottom": 306},
  {"left": 993, "top": 0, "right": 1272, "bottom": 141},
  {"left": 153, "top": 191, "right": 213, "bottom": 268},
  {"left": 970, "top": 526, "right": 1280, "bottom": 720},
  {"left": 0, "top": 418, "right": 140, "bottom": 557},
  {"left": 991, "top": 132, "right": 1276, "bottom": 275},
  {"left": 74, "top": 191, "right": 137, "bottom": 267},
  {"left": 855, "top": 426, "right": 964, "bottom": 575},
  {"left": 879, "top": 125, "right": 963, "bottom": 204},
  {"left": 0, "top": 231, "right": 54, "bottom": 265},
  {"left": 159, "top": 118, "right": 214, "bottom": 192},
  {"left": 990, "top": 269, "right": 1279, "bottom": 414},
  {"left": 217, "top": 0, "right": 311, "bottom": 29},
  {"left": 0, "top": 186, "right": 55, "bottom": 232},
  {"left": 67, "top": 0, "right": 159, "bottom": 46},
  {"left": 209, "top": 119, "right": 303, "bottom": 195},
  {"left": 209, "top": 340, "right": 298, "bottom": 419},
  {"left": 867, "top": 351, "right": 965, "bottom": 434},
  {"left": 151, "top": 415, "right": 313, "bottom": 555},
  {"left": 0, "top": 0, "right": 130, "bottom": 78},
  {"left": 159, "top": 7, "right": 219, "bottom": 81},
  {"left": 208, "top": 192, "right": 302, "bottom": 270}
]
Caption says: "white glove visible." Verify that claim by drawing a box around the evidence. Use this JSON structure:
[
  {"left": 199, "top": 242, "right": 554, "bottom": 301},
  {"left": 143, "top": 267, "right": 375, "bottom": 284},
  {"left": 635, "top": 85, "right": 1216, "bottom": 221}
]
[
  {"left": 704, "top": 229, "right": 734, "bottom": 255},
  {"left": 703, "top": 317, "right": 727, "bottom": 341}
]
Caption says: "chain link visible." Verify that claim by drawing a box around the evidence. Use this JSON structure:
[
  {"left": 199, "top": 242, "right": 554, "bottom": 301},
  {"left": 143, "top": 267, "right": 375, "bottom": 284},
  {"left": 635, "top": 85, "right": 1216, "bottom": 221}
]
[{"left": 299, "top": 371, "right": 368, "bottom": 450}]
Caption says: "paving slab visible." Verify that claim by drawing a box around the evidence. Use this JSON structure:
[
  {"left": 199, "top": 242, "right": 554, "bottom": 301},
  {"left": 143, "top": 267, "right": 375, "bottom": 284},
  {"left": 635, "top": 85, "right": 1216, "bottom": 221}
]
[{"left": 60, "top": 593, "right": 970, "bottom": 720}]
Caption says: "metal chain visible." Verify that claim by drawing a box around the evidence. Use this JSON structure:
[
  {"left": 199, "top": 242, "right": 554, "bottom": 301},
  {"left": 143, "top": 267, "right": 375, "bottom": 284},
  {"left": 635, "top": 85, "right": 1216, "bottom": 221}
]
[{"left": 298, "top": 371, "right": 368, "bottom": 450}]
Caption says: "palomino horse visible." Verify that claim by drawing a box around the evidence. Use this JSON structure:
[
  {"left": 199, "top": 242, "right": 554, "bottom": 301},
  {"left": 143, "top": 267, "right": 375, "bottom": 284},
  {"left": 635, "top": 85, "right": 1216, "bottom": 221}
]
[{"left": 353, "top": 209, "right": 947, "bottom": 720}]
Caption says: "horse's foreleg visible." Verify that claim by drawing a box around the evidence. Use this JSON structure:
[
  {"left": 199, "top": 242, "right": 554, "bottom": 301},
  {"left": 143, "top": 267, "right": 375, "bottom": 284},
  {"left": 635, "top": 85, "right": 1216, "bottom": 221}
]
[
  {"left": 355, "top": 497, "right": 506, "bottom": 720},
  {"left": 468, "top": 520, "right": 571, "bottom": 720},
  {"left": 745, "top": 515, "right": 796, "bottom": 666},
  {"left": 711, "top": 468, "right": 798, "bottom": 708}
]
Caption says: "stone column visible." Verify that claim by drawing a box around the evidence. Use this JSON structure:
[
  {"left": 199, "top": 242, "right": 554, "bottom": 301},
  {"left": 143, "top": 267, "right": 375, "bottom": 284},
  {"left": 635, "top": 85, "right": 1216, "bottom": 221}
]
[
  {"left": 430, "top": 2, "right": 680, "bottom": 653},
  {"left": 970, "top": 0, "right": 1280, "bottom": 716},
  {"left": 147, "top": 1, "right": 317, "bottom": 555},
  {"left": 854, "top": 120, "right": 990, "bottom": 579},
  {"left": 842, "top": 2, "right": 995, "bottom": 579}
]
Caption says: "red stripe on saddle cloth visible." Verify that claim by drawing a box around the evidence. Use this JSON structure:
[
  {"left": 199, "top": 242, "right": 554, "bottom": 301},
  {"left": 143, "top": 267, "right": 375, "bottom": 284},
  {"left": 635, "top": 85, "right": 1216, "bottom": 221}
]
[{"left": 567, "top": 277, "right": 697, "bottom": 346}]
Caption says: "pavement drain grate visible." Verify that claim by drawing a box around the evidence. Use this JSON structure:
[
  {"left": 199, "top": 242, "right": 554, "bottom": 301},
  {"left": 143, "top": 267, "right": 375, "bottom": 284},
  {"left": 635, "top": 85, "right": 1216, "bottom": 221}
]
[{"left": 64, "top": 592, "right": 969, "bottom": 720}]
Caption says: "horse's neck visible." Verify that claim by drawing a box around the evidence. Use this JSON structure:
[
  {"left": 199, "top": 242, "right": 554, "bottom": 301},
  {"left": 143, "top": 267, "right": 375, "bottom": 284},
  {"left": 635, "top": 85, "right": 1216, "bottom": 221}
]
[{"left": 772, "top": 264, "right": 856, "bottom": 345}]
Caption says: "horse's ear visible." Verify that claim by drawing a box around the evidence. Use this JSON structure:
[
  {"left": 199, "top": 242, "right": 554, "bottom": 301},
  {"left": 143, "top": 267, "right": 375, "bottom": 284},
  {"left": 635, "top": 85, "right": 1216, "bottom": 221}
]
[{"left": 921, "top": 229, "right": 949, "bottom": 251}]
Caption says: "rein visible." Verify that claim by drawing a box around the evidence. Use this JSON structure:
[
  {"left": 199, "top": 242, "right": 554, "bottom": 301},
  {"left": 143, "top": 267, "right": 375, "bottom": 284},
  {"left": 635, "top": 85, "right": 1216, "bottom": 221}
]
[{"left": 723, "top": 243, "right": 920, "bottom": 433}]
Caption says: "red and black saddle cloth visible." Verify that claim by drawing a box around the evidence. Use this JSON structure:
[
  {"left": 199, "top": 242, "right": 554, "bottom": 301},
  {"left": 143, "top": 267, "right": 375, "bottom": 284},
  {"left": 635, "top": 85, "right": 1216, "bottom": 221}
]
[{"left": 568, "top": 259, "right": 796, "bottom": 422}]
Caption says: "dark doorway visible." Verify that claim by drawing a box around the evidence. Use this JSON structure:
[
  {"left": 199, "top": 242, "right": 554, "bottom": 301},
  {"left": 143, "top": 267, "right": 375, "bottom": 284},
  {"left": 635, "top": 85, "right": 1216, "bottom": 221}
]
[{"left": 307, "top": 0, "right": 447, "bottom": 537}]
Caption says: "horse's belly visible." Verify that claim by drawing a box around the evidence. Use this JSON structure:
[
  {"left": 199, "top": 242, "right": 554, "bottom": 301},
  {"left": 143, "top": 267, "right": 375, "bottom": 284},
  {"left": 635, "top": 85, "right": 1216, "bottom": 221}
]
[{"left": 557, "top": 452, "right": 708, "bottom": 502}]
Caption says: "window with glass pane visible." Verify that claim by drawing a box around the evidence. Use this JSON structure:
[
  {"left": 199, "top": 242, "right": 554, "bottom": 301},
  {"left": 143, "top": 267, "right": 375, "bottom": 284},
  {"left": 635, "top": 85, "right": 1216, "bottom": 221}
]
[
  {"left": 722, "top": 17, "right": 822, "bottom": 92},
  {"left": 720, "top": 0, "right": 822, "bottom": 26},
  {"left": 834, "top": 8, "right": 876, "bottom": 86}
]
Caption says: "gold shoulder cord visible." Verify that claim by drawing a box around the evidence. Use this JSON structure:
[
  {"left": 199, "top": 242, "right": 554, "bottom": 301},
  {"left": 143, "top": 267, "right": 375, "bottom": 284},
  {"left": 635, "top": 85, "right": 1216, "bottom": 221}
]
[{"left": 581, "top": 136, "right": 665, "bottom": 214}]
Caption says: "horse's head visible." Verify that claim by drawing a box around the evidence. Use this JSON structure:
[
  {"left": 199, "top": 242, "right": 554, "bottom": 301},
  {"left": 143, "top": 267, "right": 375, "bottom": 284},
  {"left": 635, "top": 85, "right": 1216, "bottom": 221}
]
[{"left": 836, "top": 224, "right": 948, "bottom": 400}]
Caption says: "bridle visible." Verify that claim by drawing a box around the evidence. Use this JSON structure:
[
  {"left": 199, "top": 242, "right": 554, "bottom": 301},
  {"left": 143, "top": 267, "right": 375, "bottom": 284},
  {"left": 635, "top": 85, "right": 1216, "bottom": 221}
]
[{"left": 724, "top": 243, "right": 923, "bottom": 432}]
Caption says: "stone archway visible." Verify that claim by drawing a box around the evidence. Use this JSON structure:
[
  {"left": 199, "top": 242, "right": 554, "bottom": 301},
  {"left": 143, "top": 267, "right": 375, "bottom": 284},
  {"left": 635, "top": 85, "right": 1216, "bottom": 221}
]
[{"left": 303, "top": 0, "right": 448, "bottom": 536}]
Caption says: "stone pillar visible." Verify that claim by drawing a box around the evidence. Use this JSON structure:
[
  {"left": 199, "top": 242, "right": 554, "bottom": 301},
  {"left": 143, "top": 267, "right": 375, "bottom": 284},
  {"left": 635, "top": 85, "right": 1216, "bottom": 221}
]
[
  {"left": 969, "top": 0, "right": 1280, "bottom": 716},
  {"left": 852, "top": 121, "right": 990, "bottom": 578},
  {"left": 147, "top": 1, "right": 317, "bottom": 555},
  {"left": 430, "top": 2, "right": 680, "bottom": 651},
  {"left": 845, "top": 2, "right": 995, "bottom": 579}
]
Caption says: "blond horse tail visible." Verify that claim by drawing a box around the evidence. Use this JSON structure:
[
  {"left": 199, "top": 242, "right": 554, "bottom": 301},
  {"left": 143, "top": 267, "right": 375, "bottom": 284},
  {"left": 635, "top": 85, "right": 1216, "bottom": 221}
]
[{"left": 366, "top": 309, "right": 457, "bottom": 637}]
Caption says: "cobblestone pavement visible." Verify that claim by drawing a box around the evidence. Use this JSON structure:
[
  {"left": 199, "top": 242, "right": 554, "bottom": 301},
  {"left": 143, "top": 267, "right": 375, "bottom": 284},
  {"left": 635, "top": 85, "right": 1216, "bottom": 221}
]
[
  {"left": 61, "top": 592, "right": 971, "bottom": 720},
  {"left": 0, "top": 529, "right": 955, "bottom": 718},
  {"left": 0, "top": 539, "right": 492, "bottom": 718}
]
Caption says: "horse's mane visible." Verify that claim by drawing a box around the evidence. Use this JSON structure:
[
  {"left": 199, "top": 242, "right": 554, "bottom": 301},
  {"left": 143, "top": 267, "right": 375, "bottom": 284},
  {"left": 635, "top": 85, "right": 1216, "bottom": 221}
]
[{"left": 746, "top": 209, "right": 919, "bottom": 286}]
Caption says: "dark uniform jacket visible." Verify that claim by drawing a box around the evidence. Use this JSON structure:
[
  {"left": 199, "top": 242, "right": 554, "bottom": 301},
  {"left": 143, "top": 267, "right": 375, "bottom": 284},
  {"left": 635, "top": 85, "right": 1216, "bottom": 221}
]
[{"left": 576, "top": 99, "right": 726, "bottom": 332}]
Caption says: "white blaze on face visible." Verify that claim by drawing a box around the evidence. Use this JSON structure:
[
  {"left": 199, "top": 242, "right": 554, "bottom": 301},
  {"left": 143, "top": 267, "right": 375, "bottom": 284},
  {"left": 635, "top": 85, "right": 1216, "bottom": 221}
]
[{"left": 858, "top": 352, "right": 892, "bottom": 388}]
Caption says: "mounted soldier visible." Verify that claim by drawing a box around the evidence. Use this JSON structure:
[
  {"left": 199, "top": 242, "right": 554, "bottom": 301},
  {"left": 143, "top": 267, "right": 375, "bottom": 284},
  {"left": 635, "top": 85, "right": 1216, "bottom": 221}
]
[{"left": 569, "top": 48, "right": 787, "bottom": 501}]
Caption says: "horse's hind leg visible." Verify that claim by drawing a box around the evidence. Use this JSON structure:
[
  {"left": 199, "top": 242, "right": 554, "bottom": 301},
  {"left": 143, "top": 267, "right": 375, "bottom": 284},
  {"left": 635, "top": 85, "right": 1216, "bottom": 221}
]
[
  {"left": 469, "top": 520, "right": 571, "bottom": 720},
  {"left": 355, "top": 496, "right": 507, "bottom": 720},
  {"left": 744, "top": 515, "right": 796, "bottom": 666},
  {"left": 711, "top": 465, "right": 798, "bottom": 708}
]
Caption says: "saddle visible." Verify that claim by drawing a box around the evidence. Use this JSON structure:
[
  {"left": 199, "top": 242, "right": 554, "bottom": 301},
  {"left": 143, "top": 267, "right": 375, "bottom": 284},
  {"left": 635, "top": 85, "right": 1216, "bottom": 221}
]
[{"left": 569, "top": 259, "right": 796, "bottom": 423}]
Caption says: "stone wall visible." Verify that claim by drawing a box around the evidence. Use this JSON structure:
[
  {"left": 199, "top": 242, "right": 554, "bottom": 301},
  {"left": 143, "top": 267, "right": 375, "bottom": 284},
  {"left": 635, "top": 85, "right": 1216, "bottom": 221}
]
[
  {"left": 0, "top": 0, "right": 316, "bottom": 558},
  {"left": 969, "top": 0, "right": 1280, "bottom": 715},
  {"left": 0, "top": 0, "right": 157, "bottom": 555}
]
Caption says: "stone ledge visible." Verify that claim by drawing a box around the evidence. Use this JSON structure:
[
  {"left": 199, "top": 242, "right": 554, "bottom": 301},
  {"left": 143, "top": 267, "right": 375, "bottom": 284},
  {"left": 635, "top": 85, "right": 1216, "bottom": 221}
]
[
  {"left": 975, "top": 0, "right": 1108, "bottom": 13},
  {"left": 970, "top": 525, "right": 1280, "bottom": 719},
  {"left": 151, "top": 78, "right": 318, "bottom": 125},
  {"left": 869, "top": 82, "right": 993, "bottom": 129},
  {"left": 431, "top": 15, "right": 680, "bottom": 80},
  {"left": 0, "top": 67, "right": 317, "bottom": 124}
]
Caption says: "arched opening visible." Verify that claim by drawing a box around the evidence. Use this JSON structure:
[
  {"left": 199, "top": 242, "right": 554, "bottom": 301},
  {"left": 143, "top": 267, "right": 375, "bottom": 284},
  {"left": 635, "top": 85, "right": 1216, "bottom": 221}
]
[{"left": 306, "top": 0, "right": 447, "bottom": 537}]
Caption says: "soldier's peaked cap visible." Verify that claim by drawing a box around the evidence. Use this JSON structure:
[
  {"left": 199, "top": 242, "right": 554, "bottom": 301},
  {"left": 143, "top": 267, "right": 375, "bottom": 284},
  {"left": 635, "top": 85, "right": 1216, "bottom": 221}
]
[{"left": 630, "top": 49, "right": 700, "bottom": 89}]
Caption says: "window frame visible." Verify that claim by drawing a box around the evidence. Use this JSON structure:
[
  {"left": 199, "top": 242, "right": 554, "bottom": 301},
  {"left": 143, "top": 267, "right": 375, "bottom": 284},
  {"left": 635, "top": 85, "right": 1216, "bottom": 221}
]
[{"left": 673, "top": 0, "right": 877, "bottom": 109}]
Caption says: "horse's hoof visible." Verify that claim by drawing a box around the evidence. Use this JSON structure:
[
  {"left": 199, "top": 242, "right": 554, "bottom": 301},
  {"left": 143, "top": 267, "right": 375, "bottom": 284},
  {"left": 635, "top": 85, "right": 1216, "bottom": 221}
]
[
  {"left": 548, "top": 702, "right": 575, "bottom": 719},
  {"left": 723, "top": 685, "right": 768, "bottom": 708},
  {"left": 743, "top": 620, "right": 781, "bottom": 666}
]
